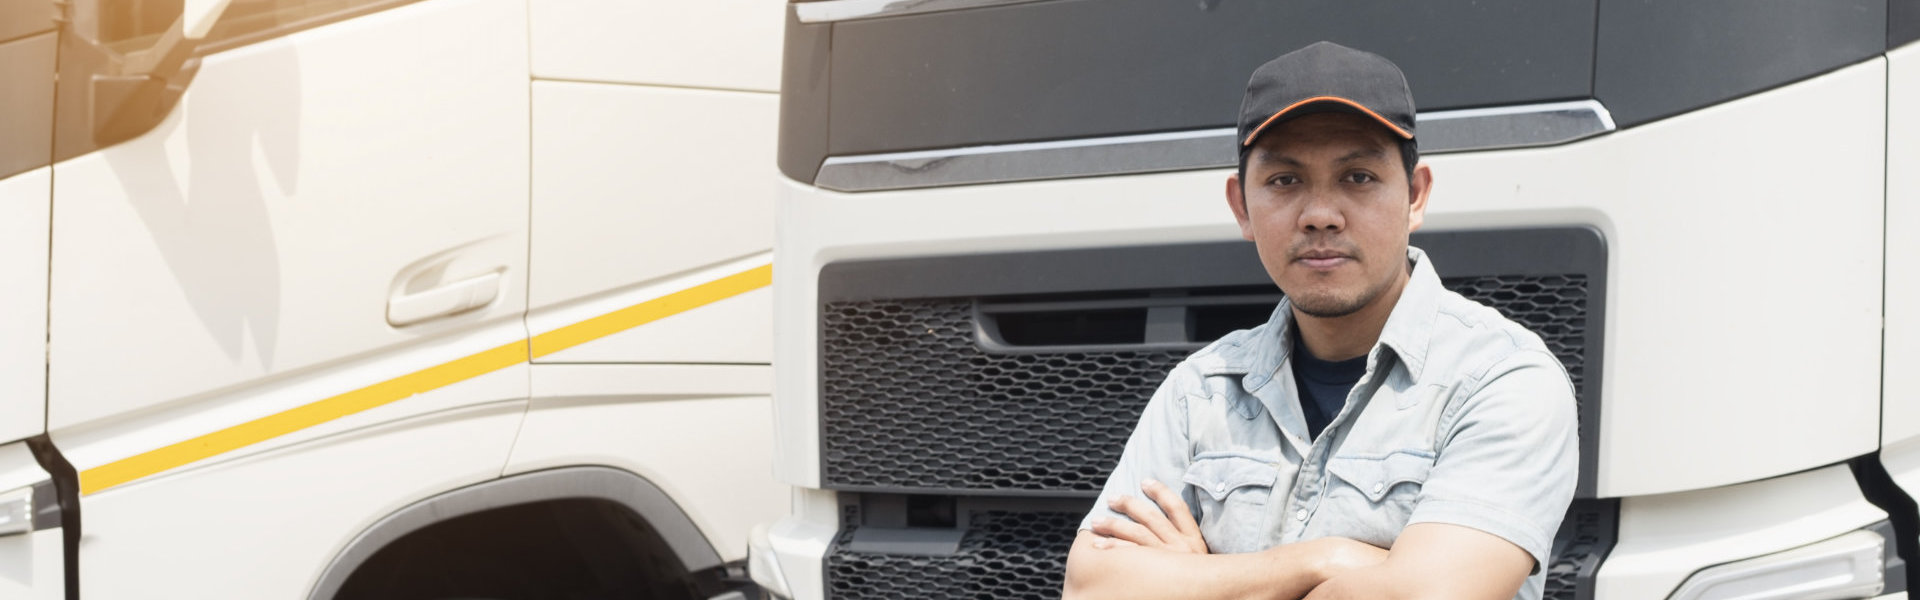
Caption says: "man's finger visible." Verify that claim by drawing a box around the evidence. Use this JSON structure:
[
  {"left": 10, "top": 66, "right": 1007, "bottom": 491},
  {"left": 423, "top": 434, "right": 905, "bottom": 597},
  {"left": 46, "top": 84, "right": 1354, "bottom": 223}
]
[
  {"left": 1088, "top": 515, "right": 1161, "bottom": 548},
  {"left": 1142, "top": 479, "right": 1202, "bottom": 538},
  {"left": 1090, "top": 535, "right": 1139, "bottom": 550},
  {"left": 1109, "top": 493, "right": 1183, "bottom": 547}
]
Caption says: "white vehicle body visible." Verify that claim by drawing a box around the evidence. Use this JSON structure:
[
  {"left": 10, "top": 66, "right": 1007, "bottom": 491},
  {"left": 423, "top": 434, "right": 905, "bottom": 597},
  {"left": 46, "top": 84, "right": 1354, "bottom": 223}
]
[
  {"left": 755, "top": 2, "right": 1920, "bottom": 599},
  {"left": 0, "top": 0, "right": 790, "bottom": 597}
]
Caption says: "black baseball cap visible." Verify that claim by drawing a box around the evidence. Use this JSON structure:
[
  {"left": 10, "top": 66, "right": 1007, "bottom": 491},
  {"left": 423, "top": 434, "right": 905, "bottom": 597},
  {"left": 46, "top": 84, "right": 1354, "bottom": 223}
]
[{"left": 1237, "top": 41, "right": 1416, "bottom": 160}]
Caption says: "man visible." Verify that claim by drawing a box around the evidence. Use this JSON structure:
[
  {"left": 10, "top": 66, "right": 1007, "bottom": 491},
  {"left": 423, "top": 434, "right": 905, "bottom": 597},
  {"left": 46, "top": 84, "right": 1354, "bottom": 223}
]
[{"left": 1060, "top": 42, "right": 1578, "bottom": 600}]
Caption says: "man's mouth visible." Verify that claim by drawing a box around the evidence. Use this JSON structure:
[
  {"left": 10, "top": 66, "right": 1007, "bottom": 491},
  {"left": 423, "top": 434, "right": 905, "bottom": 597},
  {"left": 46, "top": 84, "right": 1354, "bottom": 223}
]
[{"left": 1294, "top": 249, "right": 1353, "bottom": 270}]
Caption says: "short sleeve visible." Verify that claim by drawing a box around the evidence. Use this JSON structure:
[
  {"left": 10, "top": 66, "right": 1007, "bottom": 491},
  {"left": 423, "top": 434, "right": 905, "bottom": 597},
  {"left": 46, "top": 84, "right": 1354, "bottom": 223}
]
[
  {"left": 1079, "top": 365, "right": 1199, "bottom": 531},
  {"left": 1407, "top": 350, "right": 1579, "bottom": 572}
]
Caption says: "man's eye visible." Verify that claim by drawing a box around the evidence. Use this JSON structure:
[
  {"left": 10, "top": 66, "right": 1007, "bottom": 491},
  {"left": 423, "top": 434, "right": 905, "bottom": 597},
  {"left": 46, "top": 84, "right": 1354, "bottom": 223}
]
[
  {"left": 1272, "top": 175, "right": 1299, "bottom": 186},
  {"left": 1346, "top": 172, "right": 1376, "bottom": 184}
]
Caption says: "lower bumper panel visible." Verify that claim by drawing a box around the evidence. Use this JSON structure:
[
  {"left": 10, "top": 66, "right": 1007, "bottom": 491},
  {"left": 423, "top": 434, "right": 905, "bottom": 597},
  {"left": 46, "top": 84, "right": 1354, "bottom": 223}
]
[{"left": 823, "top": 499, "right": 1618, "bottom": 599}]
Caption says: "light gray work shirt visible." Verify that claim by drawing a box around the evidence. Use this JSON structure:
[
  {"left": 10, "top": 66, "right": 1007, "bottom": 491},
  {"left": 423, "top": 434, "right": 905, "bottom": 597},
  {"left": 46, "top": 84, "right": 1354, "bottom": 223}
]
[{"left": 1080, "top": 247, "right": 1578, "bottom": 600}]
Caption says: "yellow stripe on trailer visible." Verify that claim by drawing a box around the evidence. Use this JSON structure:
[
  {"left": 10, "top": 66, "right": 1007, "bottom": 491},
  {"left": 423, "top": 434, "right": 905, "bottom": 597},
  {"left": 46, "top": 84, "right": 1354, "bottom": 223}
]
[
  {"left": 78, "top": 263, "right": 772, "bottom": 495},
  {"left": 531, "top": 264, "right": 772, "bottom": 359}
]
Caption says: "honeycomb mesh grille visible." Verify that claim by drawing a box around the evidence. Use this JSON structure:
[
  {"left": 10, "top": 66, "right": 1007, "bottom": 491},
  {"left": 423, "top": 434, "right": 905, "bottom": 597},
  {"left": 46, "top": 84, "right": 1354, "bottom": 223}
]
[
  {"left": 826, "top": 508, "right": 1079, "bottom": 600},
  {"left": 820, "top": 274, "right": 1590, "bottom": 493},
  {"left": 1446, "top": 274, "right": 1590, "bottom": 396},
  {"left": 824, "top": 500, "right": 1612, "bottom": 600},
  {"left": 821, "top": 298, "right": 1188, "bottom": 491}
]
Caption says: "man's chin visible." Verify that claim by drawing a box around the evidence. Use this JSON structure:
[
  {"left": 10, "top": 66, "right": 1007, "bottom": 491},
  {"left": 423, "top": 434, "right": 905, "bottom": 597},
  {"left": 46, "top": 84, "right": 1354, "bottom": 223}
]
[{"left": 1288, "top": 292, "right": 1369, "bottom": 319}]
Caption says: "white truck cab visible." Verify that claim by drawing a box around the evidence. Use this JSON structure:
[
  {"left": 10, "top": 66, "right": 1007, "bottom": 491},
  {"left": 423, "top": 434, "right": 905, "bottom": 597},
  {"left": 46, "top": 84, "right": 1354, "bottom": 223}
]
[
  {"left": 754, "top": 1, "right": 1920, "bottom": 599},
  {"left": 0, "top": 0, "right": 791, "bottom": 597}
]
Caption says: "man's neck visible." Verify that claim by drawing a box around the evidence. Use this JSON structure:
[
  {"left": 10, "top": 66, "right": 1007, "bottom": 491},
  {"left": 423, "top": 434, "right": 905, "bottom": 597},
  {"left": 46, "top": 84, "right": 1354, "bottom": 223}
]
[{"left": 1291, "top": 270, "right": 1410, "bottom": 362}]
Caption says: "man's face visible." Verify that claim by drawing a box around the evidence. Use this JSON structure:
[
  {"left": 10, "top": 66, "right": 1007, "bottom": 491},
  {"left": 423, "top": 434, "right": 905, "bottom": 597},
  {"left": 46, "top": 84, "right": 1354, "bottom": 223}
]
[{"left": 1226, "top": 112, "right": 1432, "bottom": 318}]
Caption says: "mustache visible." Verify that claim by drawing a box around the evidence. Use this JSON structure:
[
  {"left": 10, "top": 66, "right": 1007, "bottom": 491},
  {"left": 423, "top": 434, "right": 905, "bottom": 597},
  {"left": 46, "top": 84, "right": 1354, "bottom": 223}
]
[{"left": 1286, "top": 238, "right": 1362, "bottom": 261}]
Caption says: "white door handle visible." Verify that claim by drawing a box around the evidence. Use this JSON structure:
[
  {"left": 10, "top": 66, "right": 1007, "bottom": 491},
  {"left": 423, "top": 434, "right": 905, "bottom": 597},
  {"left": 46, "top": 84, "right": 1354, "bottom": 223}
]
[{"left": 387, "top": 270, "right": 502, "bottom": 327}]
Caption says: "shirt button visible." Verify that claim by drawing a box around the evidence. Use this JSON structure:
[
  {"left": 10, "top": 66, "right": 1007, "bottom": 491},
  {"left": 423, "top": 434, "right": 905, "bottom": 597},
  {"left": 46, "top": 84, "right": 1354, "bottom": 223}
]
[
  {"left": 1214, "top": 482, "right": 1226, "bottom": 494},
  {"left": 1372, "top": 482, "right": 1385, "bottom": 494},
  {"left": 1295, "top": 509, "right": 1308, "bottom": 521}
]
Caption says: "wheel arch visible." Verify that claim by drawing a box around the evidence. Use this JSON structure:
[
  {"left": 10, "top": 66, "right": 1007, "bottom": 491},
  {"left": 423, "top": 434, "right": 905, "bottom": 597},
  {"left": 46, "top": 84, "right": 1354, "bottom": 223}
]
[{"left": 305, "top": 465, "right": 722, "bottom": 600}]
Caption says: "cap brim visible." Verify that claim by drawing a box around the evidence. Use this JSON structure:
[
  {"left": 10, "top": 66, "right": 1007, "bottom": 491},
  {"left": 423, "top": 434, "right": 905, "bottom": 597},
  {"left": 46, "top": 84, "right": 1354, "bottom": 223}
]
[{"left": 1241, "top": 95, "right": 1414, "bottom": 147}]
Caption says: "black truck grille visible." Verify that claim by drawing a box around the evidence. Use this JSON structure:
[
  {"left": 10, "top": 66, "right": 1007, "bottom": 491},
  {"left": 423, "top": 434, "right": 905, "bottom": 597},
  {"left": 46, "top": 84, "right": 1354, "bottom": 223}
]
[
  {"left": 826, "top": 508, "right": 1080, "bottom": 600},
  {"left": 821, "top": 298, "right": 1187, "bottom": 492},
  {"left": 821, "top": 273, "right": 1591, "bottom": 494},
  {"left": 817, "top": 231, "right": 1612, "bottom": 600}
]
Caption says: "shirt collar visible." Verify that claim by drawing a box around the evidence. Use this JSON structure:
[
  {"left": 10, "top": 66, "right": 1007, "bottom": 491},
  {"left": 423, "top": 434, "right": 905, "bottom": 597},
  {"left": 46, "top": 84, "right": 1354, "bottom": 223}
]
[{"left": 1232, "top": 246, "right": 1440, "bottom": 389}]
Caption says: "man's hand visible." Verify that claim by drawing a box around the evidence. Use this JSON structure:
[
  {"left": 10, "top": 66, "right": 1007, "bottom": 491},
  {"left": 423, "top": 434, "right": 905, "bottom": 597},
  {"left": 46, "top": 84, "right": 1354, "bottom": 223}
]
[{"left": 1087, "top": 479, "right": 1209, "bottom": 553}]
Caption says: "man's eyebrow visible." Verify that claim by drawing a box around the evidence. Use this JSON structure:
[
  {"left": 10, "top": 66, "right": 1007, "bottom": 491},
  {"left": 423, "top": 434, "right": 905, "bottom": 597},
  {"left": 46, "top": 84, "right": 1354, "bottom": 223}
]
[
  {"left": 1254, "top": 150, "right": 1303, "bottom": 168},
  {"left": 1254, "top": 146, "right": 1387, "bottom": 168},
  {"left": 1335, "top": 146, "right": 1388, "bottom": 164}
]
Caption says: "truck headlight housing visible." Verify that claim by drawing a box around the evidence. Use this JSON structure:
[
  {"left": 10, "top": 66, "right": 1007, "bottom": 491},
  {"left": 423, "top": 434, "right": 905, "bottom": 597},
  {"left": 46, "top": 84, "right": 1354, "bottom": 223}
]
[{"left": 1667, "top": 529, "right": 1886, "bottom": 600}]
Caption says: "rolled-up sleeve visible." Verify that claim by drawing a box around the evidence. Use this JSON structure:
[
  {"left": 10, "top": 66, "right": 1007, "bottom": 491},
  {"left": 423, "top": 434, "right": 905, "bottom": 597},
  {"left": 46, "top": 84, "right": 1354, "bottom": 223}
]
[
  {"left": 1079, "top": 365, "right": 1199, "bottom": 531},
  {"left": 1407, "top": 349, "right": 1579, "bottom": 572}
]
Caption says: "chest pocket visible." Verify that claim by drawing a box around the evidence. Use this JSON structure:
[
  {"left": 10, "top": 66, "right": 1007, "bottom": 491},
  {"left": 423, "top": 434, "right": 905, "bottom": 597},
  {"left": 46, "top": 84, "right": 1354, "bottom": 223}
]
[
  {"left": 1322, "top": 451, "right": 1435, "bottom": 548},
  {"left": 1183, "top": 452, "right": 1280, "bottom": 554}
]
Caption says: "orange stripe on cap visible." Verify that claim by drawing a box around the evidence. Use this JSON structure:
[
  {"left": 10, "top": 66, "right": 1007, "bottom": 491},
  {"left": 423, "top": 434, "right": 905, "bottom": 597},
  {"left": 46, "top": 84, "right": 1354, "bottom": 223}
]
[{"left": 1241, "top": 95, "right": 1413, "bottom": 147}]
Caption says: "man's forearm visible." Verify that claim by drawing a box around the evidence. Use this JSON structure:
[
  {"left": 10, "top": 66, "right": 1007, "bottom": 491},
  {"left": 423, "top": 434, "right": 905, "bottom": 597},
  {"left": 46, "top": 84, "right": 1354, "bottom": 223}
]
[
  {"left": 1299, "top": 564, "right": 1419, "bottom": 600},
  {"left": 1299, "top": 524, "right": 1535, "bottom": 600},
  {"left": 1062, "top": 531, "right": 1378, "bottom": 600}
]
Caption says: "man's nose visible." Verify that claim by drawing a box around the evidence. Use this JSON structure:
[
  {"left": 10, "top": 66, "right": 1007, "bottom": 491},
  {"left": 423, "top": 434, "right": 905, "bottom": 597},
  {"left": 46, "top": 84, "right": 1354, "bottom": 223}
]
[{"left": 1297, "top": 190, "right": 1344, "bottom": 232}]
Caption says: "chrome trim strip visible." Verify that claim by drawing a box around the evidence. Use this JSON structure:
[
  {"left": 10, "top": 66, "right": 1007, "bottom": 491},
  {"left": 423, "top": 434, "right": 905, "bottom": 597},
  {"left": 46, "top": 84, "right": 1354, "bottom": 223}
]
[
  {"left": 1415, "top": 99, "right": 1615, "bottom": 154},
  {"left": 814, "top": 100, "right": 1616, "bottom": 192},
  {"left": 795, "top": 0, "right": 1047, "bottom": 23},
  {"left": 816, "top": 128, "right": 1236, "bottom": 192}
]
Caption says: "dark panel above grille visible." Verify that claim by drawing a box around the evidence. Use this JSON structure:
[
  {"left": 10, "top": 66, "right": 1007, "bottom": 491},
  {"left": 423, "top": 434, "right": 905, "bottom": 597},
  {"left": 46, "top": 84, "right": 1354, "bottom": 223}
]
[
  {"left": 818, "top": 228, "right": 1608, "bottom": 498},
  {"left": 823, "top": 0, "right": 1596, "bottom": 157},
  {"left": 1594, "top": 0, "right": 1885, "bottom": 128}
]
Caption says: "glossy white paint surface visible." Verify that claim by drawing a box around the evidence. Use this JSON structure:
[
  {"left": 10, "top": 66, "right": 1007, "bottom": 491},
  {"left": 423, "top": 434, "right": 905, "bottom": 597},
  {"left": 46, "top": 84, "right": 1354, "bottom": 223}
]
[
  {"left": 527, "top": 363, "right": 770, "bottom": 399},
  {"left": 1439, "top": 60, "right": 1886, "bottom": 496},
  {"left": 47, "top": 0, "right": 531, "bottom": 431},
  {"left": 32, "top": 0, "right": 792, "bottom": 595},
  {"left": 0, "top": 530, "right": 61, "bottom": 600},
  {"left": 0, "top": 442, "right": 46, "bottom": 492},
  {"left": 1594, "top": 465, "right": 1885, "bottom": 600},
  {"left": 1887, "top": 43, "right": 1920, "bottom": 448},
  {"left": 528, "top": 0, "right": 784, "bottom": 91},
  {"left": 77, "top": 402, "right": 524, "bottom": 598},
  {"left": 0, "top": 168, "right": 48, "bottom": 444},
  {"left": 772, "top": 59, "right": 1889, "bottom": 497},
  {"left": 509, "top": 364, "right": 788, "bottom": 562},
  {"left": 529, "top": 82, "right": 776, "bottom": 317}
]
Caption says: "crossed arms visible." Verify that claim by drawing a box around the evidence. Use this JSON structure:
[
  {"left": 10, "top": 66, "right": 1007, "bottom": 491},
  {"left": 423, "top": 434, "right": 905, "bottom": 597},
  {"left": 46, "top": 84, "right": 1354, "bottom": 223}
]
[{"left": 1060, "top": 478, "right": 1536, "bottom": 600}]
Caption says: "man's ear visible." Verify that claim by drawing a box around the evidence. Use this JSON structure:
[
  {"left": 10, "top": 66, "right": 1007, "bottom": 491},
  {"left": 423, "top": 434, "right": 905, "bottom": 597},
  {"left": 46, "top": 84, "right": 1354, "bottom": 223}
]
[
  {"left": 1406, "top": 162, "right": 1433, "bottom": 233},
  {"left": 1226, "top": 173, "right": 1255, "bottom": 241}
]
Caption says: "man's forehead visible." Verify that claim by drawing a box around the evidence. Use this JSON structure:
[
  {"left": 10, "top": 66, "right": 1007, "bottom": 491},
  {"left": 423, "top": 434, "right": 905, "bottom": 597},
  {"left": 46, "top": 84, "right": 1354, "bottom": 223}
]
[{"left": 1250, "top": 133, "right": 1392, "bottom": 166}]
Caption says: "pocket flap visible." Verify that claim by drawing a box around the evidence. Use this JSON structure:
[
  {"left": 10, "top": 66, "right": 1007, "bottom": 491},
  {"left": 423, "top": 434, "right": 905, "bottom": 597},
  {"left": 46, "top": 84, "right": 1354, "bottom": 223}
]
[
  {"left": 1183, "top": 453, "right": 1281, "bottom": 502},
  {"left": 1326, "top": 451, "right": 1435, "bottom": 502}
]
